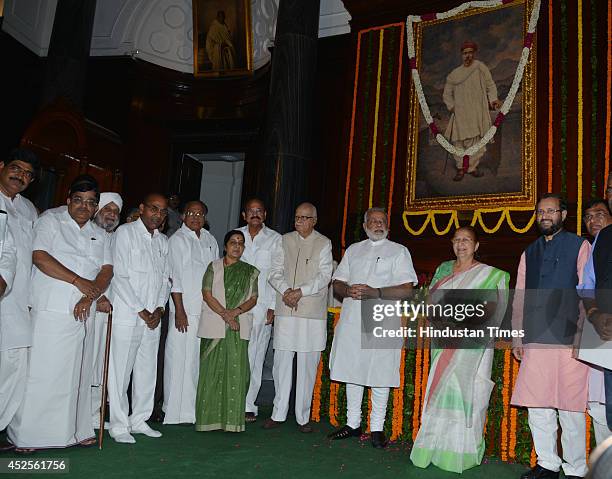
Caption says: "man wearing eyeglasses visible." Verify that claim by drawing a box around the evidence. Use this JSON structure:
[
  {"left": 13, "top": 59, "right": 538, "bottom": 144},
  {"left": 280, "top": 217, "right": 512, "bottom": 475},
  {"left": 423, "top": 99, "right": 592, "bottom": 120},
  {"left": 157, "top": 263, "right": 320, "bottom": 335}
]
[
  {"left": 511, "top": 193, "right": 591, "bottom": 479},
  {"left": 238, "top": 198, "right": 281, "bottom": 424},
  {"left": 0, "top": 148, "right": 38, "bottom": 452},
  {"left": 576, "top": 198, "right": 612, "bottom": 448},
  {"left": 8, "top": 175, "right": 113, "bottom": 451},
  {"left": 265, "top": 203, "right": 332, "bottom": 433},
  {"left": 163, "top": 200, "right": 218, "bottom": 425},
  {"left": 106, "top": 193, "right": 171, "bottom": 444}
]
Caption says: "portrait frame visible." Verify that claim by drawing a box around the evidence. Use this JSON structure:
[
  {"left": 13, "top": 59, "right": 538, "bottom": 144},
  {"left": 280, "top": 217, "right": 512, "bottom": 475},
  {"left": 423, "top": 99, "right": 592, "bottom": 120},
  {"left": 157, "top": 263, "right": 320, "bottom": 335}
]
[
  {"left": 405, "top": 0, "right": 537, "bottom": 211},
  {"left": 192, "top": 0, "right": 253, "bottom": 77}
]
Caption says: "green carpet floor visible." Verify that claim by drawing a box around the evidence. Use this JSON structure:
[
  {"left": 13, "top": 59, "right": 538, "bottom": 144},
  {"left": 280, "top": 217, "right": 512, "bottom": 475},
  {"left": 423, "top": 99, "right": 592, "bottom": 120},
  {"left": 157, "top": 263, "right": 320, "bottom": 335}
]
[{"left": 2, "top": 415, "right": 533, "bottom": 478}]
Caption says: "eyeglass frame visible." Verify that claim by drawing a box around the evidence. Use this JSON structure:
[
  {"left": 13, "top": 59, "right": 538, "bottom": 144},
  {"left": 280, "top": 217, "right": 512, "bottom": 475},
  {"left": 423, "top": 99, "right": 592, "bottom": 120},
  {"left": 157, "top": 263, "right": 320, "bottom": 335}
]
[
  {"left": 6, "top": 163, "right": 35, "bottom": 181},
  {"left": 294, "top": 215, "right": 315, "bottom": 222}
]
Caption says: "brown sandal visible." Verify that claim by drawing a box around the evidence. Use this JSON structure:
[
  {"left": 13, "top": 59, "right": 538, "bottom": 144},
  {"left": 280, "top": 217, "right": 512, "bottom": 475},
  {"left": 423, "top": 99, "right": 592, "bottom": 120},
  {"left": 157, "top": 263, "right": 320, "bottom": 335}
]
[
  {"left": 453, "top": 170, "right": 465, "bottom": 181},
  {"left": 245, "top": 412, "right": 257, "bottom": 423}
]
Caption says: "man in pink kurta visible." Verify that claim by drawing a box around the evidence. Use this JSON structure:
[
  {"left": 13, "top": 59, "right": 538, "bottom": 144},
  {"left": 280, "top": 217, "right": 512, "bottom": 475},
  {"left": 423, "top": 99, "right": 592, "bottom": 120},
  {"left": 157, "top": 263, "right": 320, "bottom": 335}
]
[{"left": 511, "top": 194, "right": 591, "bottom": 479}]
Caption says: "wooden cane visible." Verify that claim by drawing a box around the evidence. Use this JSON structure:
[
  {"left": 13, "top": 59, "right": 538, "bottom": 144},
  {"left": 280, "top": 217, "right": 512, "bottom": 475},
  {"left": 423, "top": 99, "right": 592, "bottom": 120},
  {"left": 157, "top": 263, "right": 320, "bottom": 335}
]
[{"left": 98, "top": 308, "right": 113, "bottom": 449}]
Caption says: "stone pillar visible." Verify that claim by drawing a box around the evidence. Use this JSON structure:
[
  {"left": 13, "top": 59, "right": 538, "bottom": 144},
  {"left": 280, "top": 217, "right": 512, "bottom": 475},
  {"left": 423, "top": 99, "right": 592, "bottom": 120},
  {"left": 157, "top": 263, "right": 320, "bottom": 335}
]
[
  {"left": 260, "top": 0, "right": 321, "bottom": 233},
  {"left": 41, "top": 0, "right": 98, "bottom": 109}
]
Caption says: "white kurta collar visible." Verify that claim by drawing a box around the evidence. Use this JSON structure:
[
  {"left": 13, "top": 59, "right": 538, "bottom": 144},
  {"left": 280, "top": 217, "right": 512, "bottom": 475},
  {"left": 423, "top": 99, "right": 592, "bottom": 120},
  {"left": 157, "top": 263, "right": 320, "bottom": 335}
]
[
  {"left": 135, "top": 217, "right": 159, "bottom": 237},
  {"left": 368, "top": 237, "right": 388, "bottom": 247}
]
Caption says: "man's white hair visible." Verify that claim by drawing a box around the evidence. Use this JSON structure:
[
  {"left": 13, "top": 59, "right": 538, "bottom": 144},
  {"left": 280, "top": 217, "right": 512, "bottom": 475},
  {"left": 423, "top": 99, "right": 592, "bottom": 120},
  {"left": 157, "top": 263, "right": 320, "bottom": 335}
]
[
  {"left": 364, "top": 207, "right": 387, "bottom": 223},
  {"left": 297, "top": 202, "right": 317, "bottom": 218}
]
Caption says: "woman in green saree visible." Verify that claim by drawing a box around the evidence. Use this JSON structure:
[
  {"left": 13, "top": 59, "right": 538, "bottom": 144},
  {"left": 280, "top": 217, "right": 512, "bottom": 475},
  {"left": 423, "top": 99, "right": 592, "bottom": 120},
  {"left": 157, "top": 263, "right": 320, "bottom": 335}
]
[{"left": 195, "top": 230, "right": 259, "bottom": 432}]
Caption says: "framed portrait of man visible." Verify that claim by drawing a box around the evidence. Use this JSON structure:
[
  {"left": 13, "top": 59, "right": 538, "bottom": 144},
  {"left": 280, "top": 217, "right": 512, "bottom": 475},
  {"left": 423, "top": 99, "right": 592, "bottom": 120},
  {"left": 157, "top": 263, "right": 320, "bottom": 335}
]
[
  {"left": 192, "top": 0, "right": 253, "bottom": 77},
  {"left": 405, "top": 0, "right": 537, "bottom": 211}
]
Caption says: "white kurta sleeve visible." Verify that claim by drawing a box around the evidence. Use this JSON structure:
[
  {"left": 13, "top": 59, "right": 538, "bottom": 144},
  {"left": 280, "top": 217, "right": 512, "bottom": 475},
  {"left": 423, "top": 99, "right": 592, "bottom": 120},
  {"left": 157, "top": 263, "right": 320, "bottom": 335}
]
[
  {"left": 169, "top": 236, "right": 185, "bottom": 294},
  {"left": 443, "top": 79, "right": 455, "bottom": 112},
  {"left": 481, "top": 62, "right": 499, "bottom": 103},
  {"left": 32, "top": 213, "right": 56, "bottom": 253},
  {"left": 0, "top": 226, "right": 17, "bottom": 293},
  {"left": 157, "top": 245, "right": 171, "bottom": 309},
  {"left": 297, "top": 239, "right": 333, "bottom": 296},
  {"left": 332, "top": 247, "right": 351, "bottom": 283},
  {"left": 112, "top": 228, "right": 146, "bottom": 313},
  {"left": 392, "top": 247, "right": 418, "bottom": 286},
  {"left": 268, "top": 239, "right": 290, "bottom": 294},
  {"left": 103, "top": 233, "right": 113, "bottom": 266},
  {"left": 267, "top": 234, "right": 282, "bottom": 310}
]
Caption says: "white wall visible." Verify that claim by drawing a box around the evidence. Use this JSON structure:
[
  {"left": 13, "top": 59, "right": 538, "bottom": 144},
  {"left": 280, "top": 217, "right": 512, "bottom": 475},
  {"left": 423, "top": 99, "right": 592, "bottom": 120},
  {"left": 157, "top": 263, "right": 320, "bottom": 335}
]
[
  {"left": 2, "top": 0, "right": 350, "bottom": 72},
  {"left": 199, "top": 159, "right": 244, "bottom": 252}
]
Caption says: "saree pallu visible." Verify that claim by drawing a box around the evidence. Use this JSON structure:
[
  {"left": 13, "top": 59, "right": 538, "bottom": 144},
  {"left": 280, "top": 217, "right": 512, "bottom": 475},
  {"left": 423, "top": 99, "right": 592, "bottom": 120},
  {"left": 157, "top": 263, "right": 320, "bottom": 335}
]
[{"left": 410, "top": 261, "right": 509, "bottom": 473}]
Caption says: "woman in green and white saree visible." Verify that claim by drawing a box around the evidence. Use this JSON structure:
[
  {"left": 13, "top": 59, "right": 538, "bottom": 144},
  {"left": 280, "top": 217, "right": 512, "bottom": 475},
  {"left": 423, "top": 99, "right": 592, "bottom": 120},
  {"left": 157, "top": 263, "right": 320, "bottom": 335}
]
[
  {"left": 195, "top": 230, "right": 259, "bottom": 432},
  {"left": 410, "top": 226, "right": 509, "bottom": 473}
]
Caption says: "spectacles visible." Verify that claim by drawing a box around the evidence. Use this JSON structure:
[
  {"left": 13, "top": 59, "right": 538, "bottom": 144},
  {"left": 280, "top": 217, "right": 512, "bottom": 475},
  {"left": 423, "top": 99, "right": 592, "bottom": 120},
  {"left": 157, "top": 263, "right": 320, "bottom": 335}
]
[
  {"left": 145, "top": 204, "right": 168, "bottom": 216},
  {"left": 536, "top": 209, "right": 562, "bottom": 216},
  {"left": 246, "top": 208, "right": 264, "bottom": 215},
  {"left": 70, "top": 196, "right": 98, "bottom": 208},
  {"left": 295, "top": 216, "right": 314, "bottom": 222},
  {"left": 584, "top": 211, "right": 610, "bottom": 222},
  {"left": 185, "top": 211, "right": 205, "bottom": 218},
  {"left": 452, "top": 238, "right": 474, "bottom": 244},
  {"left": 7, "top": 164, "right": 35, "bottom": 180}
]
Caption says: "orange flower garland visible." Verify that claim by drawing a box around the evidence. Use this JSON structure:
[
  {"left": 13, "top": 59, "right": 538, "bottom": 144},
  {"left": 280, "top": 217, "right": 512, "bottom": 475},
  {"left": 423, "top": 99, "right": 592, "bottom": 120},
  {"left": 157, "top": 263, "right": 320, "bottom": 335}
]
[
  {"left": 420, "top": 338, "right": 430, "bottom": 410},
  {"left": 412, "top": 330, "right": 423, "bottom": 441},
  {"left": 500, "top": 349, "right": 511, "bottom": 461},
  {"left": 509, "top": 355, "right": 520, "bottom": 459},
  {"left": 311, "top": 359, "right": 324, "bottom": 422},
  {"left": 366, "top": 389, "right": 372, "bottom": 432},
  {"left": 585, "top": 414, "right": 592, "bottom": 461},
  {"left": 390, "top": 348, "right": 406, "bottom": 441}
]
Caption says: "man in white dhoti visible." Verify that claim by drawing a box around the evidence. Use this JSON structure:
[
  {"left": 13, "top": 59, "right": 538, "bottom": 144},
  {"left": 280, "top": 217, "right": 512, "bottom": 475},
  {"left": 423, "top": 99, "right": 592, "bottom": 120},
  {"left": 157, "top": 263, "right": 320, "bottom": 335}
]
[
  {"left": 206, "top": 10, "right": 236, "bottom": 71},
  {"left": 0, "top": 148, "right": 37, "bottom": 452},
  {"left": 264, "top": 202, "right": 332, "bottom": 432},
  {"left": 90, "top": 192, "right": 122, "bottom": 428},
  {"left": 328, "top": 207, "right": 417, "bottom": 448},
  {"left": 443, "top": 40, "right": 502, "bottom": 181},
  {"left": 238, "top": 198, "right": 281, "bottom": 423},
  {"left": 163, "top": 200, "right": 218, "bottom": 424},
  {"left": 8, "top": 175, "right": 113, "bottom": 451},
  {"left": 107, "top": 193, "right": 170, "bottom": 443}
]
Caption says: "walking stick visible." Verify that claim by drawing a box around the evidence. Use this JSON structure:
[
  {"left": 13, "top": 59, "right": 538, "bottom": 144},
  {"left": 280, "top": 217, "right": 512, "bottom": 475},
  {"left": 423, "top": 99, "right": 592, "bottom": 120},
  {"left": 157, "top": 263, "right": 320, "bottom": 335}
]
[{"left": 98, "top": 307, "right": 113, "bottom": 449}]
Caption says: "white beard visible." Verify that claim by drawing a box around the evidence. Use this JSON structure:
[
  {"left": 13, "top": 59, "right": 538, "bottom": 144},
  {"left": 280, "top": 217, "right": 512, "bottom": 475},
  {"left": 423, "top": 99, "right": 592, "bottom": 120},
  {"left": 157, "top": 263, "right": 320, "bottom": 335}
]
[{"left": 365, "top": 228, "right": 388, "bottom": 242}]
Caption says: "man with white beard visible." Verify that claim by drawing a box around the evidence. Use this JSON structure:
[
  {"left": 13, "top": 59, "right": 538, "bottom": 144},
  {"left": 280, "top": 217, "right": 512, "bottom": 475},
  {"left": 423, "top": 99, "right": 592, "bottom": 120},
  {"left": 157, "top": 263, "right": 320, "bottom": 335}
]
[
  {"left": 328, "top": 207, "right": 417, "bottom": 448},
  {"left": 163, "top": 200, "right": 218, "bottom": 424},
  {"left": 90, "top": 192, "right": 123, "bottom": 428},
  {"left": 238, "top": 198, "right": 281, "bottom": 424}
]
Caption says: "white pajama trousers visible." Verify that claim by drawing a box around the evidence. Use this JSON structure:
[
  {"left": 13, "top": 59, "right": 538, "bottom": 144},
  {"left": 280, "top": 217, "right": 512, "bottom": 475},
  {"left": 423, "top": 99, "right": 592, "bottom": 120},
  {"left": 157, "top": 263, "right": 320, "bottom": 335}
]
[
  {"left": 588, "top": 401, "right": 612, "bottom": 446},
  {"left": 346, "top": 384, "right": 390, "bottom": 432},
  {"left": 162, "top": 312, "right": 201, "bottom": 424},
  {"left": 8, "top": 310, "right": 95, "bottom": 448},
  {"left": 245, "top": 316, "right": 271, "bottom": 416},
  {"left": 528, "top": 407, "right": 588, "bottom": 477},
  {"left": 271, "top": 349, "right": 320, "bottom": 425},
  {"left": 0, "top": 348, "right": 28, "bottom": 430},
  {"left": 107, "top": 320, "right": 160, "bottom": 435}
]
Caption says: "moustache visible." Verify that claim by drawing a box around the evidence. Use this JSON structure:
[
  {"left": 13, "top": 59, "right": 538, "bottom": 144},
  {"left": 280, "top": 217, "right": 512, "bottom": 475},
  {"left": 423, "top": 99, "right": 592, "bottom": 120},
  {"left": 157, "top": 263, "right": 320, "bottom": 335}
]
[
  {"left": 250, "top": 216, "right": 261, "bottom": 220},
  {"left": 8, "top": 176, "right": 24, "bottom": 185}
]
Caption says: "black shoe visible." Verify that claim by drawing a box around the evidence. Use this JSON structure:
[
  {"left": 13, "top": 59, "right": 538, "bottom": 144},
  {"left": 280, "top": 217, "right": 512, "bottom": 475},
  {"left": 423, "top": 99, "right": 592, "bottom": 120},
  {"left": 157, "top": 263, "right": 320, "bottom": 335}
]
[
  {"left": 0, "top": 440, "right": 15, "bottom": 452},
  {"left": 327, "top": 425, "right": 362, "bottom": 440},
  {"left": 371, "top": 431, "right": 387, "bottom": 449},
  {"left": 519, "top": 465, "right": 559, "bottom": 479},
  {"left": 563, "top": 476, "right": 583, "bottom": 479}
]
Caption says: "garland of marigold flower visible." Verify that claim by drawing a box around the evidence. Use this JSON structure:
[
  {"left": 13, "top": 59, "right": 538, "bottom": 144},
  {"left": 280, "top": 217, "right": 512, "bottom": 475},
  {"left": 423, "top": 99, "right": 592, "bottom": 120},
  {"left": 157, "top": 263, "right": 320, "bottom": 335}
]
[
  {"left": 390, "top": 348, "right": 406, "bottom": 441},
  {"left": 412, "top": 332, "right": 423, "bottom": 441},
  {"left": 509, "top": 355, "right": 520, "bottom": 459},
  {"left": 420, "top": 338, "right": 430, "bottom": 410},
  {"left": 366, "top": 389, "right": 372, "bottom": 432},
  {"left": 311, "top": 359, "right": 324, "bottom": 422},
  {"left": 586, "top": 413, "right": 592, "bottom": 461},
  {"left": 530, "top": 446, "right": 537, "bottom": 467},
  {"left": 501, "top": 349, "right": 511, "bottom": 461}
]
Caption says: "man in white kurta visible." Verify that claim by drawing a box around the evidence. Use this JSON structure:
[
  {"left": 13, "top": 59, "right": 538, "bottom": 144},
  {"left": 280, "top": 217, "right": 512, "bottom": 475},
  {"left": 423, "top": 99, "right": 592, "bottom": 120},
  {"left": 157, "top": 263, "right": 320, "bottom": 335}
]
[
  {"left": 90, "top": 192, "right": 122, "bottom": 428},
  {"left": 329, "top": 208, "right": 417, "bottom": 448},
  {"left": 108, "top": 194, "right": 171, "bottom": 443},
  {"left": 9, "top": 175, "right": 113, "bottom": 450},
  {"left": 443, "top": 41, "right": 501, "bottom": 180},
  {"left": 164, "top": 200, "right": 218, "bottom": 424},
  {"left": 265, "top": 203, "right": 332, "bottom": 431},
  {"left": 0, "top": 148, "right": 37, "bottom": 452},
  {"left": 205, "top": 11, "right": 236, "bottom": 71},
  {"left": 238, "top": 198, "right": 281, "bottom": 422}
]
